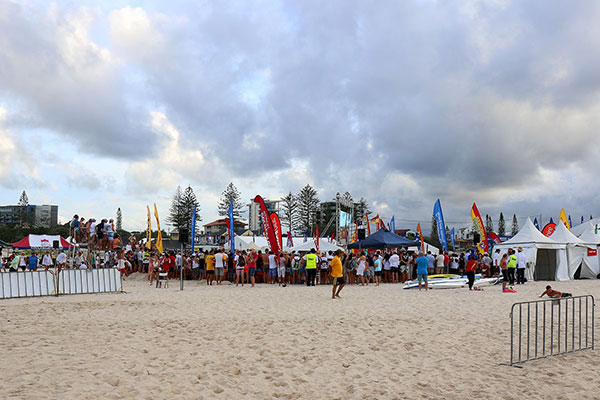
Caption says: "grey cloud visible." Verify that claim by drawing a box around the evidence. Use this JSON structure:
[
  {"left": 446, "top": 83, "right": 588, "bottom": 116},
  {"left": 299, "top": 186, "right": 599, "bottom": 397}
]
[{"left": 4, "top": 0, "right": 600, "bottom": 226}]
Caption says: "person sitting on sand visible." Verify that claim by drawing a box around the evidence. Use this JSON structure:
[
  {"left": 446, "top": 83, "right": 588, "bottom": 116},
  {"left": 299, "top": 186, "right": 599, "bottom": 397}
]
[{"left": 540, "top": 285, "right": 572, "bottom": 299}]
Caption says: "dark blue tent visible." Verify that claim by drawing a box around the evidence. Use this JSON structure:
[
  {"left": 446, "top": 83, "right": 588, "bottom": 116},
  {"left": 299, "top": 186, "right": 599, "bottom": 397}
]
[{"left": 347, "top": 228, "right": 420, "bottom": 249}]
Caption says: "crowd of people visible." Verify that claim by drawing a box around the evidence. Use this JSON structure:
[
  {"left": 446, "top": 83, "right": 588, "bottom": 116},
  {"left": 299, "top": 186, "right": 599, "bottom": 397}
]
[{"left": 0, "top": 214, "right": 533, "bottom": 296}]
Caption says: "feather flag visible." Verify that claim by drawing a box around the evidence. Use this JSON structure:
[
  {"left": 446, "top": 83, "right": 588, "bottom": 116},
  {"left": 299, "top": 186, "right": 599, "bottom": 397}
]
[
  {"left": 153, "top": 203, "right": 163, "bottom": 254},
  {"left": 287, "top": 232, "right": 293, "bottom": 248},
  {"left": 146, "top": 205, "right": 152, "bottom": 250},
  {"left": 450, "top": 227, "right": 455, "bottom": 250},
  {"left": 390, "top": 216, "right": 396, "bottom": 233},
  {"left": 191, "top": 205, "right": 197, "bottom": 251},
  {"left": 365, "top": 213, "right": 371, "bottom": 236},
  {"left": 470, "top": 203, "right": 488, "bottom": 254},
  {"left": 533, "top": 218, "right": 540, "bottom": 231},
  {"left": 416, "top": 223, "right": 424, "bottom": 252},
  {"left": 228, "top": 200, "right": 235, "bottom": 254},
  {"left": 433, "top": 199, "right": 449, "bottom": 252},
  {"left": 315, "top": 225, "right": 320, "bottom": 252},
  {"left": 559, "top": 209, "right": 570, "bottom": 231}
]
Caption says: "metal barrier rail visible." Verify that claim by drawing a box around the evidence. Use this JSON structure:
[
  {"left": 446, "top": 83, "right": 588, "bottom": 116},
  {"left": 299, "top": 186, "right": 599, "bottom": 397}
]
[
  {"left": 510, "top": 295, "right": 595, "bottom": 365},
  {"left": 0, "top": 269, "right": 123, "bottom": 299}
]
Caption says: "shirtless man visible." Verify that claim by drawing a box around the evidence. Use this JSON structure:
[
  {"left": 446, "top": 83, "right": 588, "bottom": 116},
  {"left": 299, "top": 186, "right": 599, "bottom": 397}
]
[{"left": 540, "top": 285, "right": 572, "bottom": 298}]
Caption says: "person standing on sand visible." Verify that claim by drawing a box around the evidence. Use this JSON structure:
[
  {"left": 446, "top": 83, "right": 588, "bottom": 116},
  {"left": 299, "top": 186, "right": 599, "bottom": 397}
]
[
  {"left": 426, "top": 251, "right": 435, "bottom": 275},
  {"left": 435, "top": 252, "right": 445, "bottom": 275},
  {"left": 42, "top": 251, "right": 53, "bottom": 271},
  {"left": 415, "top": 252, "right": 429, "bottom": 291},
  {"left": 465, "top": 252, "right": 478, "bottom": 290},
  {"left": 205, "top": 250, "right": 215, "bottom": 285},
  {"left": 374, "top": 251, "right": 382, "bottom": 286},
  {"left": 329, "top": 249, "right": 345, "bottom": 298},
  {"left": 500, "top": 253, "right": 511, "bottom": 292},
  {"left": 214, "top": 249, "right": 226, "bottom": 285},
  {"left": 304, "top": 249, "right": 318, "bottom": 286},
  {"left": 507, "top": 249, "right": 517, "bottom": 285},
  {"left": 492, "top": 249, "right": 501, "bottom": 276},
  {"left": 516, "top": 247, "right": 527, "bottom": 284},
  {"left": 247, "top": 249, "right": 258, "bottom": 287}
]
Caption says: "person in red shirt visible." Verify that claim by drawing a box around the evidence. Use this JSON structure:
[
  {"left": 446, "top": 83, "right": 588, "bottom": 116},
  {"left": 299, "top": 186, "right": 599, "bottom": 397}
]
[
  {"left": 167, "top": 251, "right": 176, "bottom": 279},
  {"left": 465, "top": 251, "right": 479, "bottom": 290},
  {"left": 443, "top": 252, "right": 450, "bottom": 274}
]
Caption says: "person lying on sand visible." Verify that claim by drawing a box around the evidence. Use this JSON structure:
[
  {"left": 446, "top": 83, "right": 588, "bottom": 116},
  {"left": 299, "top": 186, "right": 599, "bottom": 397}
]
[{"left": 540, "top": 285, "right": 572, "bottom": 299}]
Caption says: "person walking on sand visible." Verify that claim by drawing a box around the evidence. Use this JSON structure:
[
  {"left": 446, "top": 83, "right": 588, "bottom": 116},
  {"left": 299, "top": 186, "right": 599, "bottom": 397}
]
[
  {"left": 415, "top": 252, "right": 429, "bottom": 291},
  {"left": 465, "top": 251, "right": 478, "bottom": 290},
  {"left": 329, "top": 250, "right": 345, "bottom": 299}
]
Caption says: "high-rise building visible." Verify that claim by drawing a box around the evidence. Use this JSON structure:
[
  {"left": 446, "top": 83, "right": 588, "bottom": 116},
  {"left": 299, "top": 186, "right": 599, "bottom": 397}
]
[
  {"left": 247, "top": 199, "right": 280, "bottom": 234},
  {"left": 0, "top": 204, "right": 58, "bottom": 228}
]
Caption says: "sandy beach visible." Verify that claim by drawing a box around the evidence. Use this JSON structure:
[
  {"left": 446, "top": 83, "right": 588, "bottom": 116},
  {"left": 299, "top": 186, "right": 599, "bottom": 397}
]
[{"left": 1, "top": 276, "right": 598, "bottom": 399}]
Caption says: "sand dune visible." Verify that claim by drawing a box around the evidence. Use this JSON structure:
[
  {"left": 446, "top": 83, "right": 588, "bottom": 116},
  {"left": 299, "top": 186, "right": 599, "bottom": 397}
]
[{"left": 0, "top": 275, "right": 598, "bottom": 399}]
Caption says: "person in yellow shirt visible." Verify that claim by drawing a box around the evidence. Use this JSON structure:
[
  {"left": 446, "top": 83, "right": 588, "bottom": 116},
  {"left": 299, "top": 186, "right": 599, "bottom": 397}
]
[
  {"left": 205, "top": 250, "right": 216, "bottom": 286},
  {"left": 329, "top": 249, "right": 345, "bottom": 299}
]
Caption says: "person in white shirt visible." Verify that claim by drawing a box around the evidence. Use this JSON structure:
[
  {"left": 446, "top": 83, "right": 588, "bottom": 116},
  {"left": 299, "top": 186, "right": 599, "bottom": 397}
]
[
  {"left": 42, "top": 251, "right": 53, "bottom": 270},
  {"left": 389, "top": 251, "right": 400, "bottom": 283},
  {"left": 277, "top": 253, "right": 287, "bottom": 286},
  {"left": 516, "top": 247, "right": 527, "bottom": 284},
  {"left": 214, "top": 251, "right": 226, "bottom": 285},
  {"left": 56, "top": 251, "right": 67, "bottom": 270},
  {"left": 435, "top": 253, "right": 445, "bottom": 275},
  {"left": 268, "top": 251, "right": 278, "bottom": 284},
  {"left": 492, "top": 249, "right": 501, "bottom": 276}
]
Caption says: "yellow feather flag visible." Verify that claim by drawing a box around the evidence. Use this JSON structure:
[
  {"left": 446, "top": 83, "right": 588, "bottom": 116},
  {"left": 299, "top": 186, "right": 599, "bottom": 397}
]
[
  {"left": 146, "top": 206, "right": 152, "bottom": 250},
  {"left": 559, "top": 208, "right": 570, "bottom": 231},
  {"left": 154, "top": 203, "right": 163, "bottom": 253}
]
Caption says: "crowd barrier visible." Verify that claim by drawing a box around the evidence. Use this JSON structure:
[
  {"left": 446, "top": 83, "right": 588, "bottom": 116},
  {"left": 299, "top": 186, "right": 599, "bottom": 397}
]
[
  {"left": 510, "top": 295, "right": 595, "bottom": 365},
  {"left": 0, "top": 269, "right": 123, "bottom": 299}
]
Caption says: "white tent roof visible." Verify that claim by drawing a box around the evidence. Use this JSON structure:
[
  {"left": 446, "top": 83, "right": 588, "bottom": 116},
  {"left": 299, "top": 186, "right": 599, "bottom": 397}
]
[
  {"left": 577, "top": 221, "right": 600, "bottom": 245},
  {"left": 571, "top": 218, "right": 600, "bottom": 236},
  {"left": 407, "top": 242, "right": 439, "bottom": 255},
  {"left": 289, "top": 239, "right": 344, "bottom": 253},
  {"left": 495, "top": 218, "right": 563, "bottom": 249},
  {"left": 550, "top": 221, "right": 587, "bottom": 245}
]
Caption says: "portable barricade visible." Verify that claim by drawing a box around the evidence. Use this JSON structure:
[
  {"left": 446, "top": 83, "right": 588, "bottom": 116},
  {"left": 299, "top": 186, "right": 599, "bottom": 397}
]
[
  {"left": 509, "top": 296, "right": 595, "bottom": 365},
  {"left": 0, "top": 269, "right": 123, "bottom": 299}
]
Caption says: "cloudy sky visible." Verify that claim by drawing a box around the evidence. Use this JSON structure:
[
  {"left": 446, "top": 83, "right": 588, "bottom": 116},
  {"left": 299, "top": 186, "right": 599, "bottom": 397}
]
[{"left": 1, "top": 0, "right": 600, "bottom": 232}]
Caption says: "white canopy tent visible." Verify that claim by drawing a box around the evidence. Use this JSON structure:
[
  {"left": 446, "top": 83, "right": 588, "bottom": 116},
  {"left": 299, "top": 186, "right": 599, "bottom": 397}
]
[
  {"left": 576, "top": 221, "right": 600, "bottom": 278},
  {"left": 234, "top": 235, "right": 343, "bottom": 253},
  {"left": 407, "top": 242, "right": 440, "bottom": 255},
  {"left": 571, "top": 218, "right": 600, "bottom": 236},
  {"left": 494, "top": 218, "right": 568, "bottom": 281},
  {"left": 289, "top": 239, "right": 344, "bottom": 253},
  {"left": 549, "top": 221, "right": 595, "bottom": 279}
]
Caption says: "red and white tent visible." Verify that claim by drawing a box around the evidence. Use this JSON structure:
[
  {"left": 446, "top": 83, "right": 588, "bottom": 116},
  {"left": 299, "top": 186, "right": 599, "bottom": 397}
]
[{"left": 11, "top": 235, "right": 70, "bottom": 250}]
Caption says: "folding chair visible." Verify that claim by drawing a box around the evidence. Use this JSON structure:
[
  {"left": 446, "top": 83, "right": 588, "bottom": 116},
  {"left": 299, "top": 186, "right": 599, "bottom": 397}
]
[{"left": 156, "top": 271, "right": 168, "bottom": 288}]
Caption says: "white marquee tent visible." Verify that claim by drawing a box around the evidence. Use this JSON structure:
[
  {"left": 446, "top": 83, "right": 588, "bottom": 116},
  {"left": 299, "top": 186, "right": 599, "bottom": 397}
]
[
  {"left": 234, "top": 235, "right": 343, "bottom": 253},
  {"left": 289, "top": 239, "right": 344, "bottom": 253},
  {"left": 494, "top": 218, "right": 568, "bottom": 281},
  {"left": 549, "top": 221, "right": 596, "bottom": 280},
  {"left": 576, "top": 221, "right": 600, "bottom": 278},
  {"left": 571, "top": 218, "right": 600, "bottom": 236}
]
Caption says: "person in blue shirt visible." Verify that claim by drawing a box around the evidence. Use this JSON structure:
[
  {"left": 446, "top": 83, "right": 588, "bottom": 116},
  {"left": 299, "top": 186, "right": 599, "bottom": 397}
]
[
  {"left": 416, "top": 252, "right": 429, "bottom": 291},
  {"left": 28, "top": 253, "right": 38, "bottom": 271}
]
